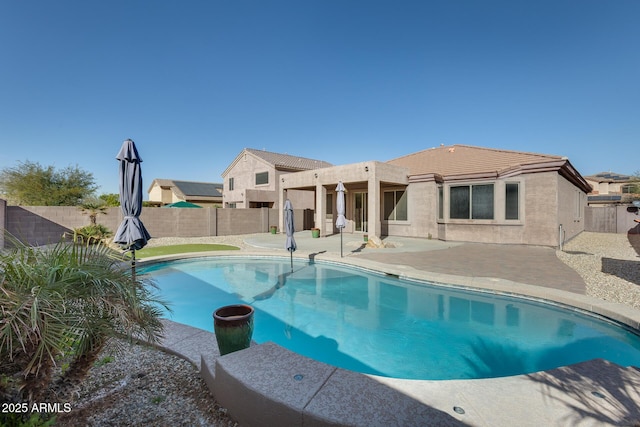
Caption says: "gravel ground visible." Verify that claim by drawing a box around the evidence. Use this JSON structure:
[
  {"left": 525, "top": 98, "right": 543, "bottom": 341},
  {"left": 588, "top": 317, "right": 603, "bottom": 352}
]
[
  {"left": 54, "top": 340, "right": 237, "bottom": 427},
  {"left": 557, "top": 232, "right": 640, "bottom": 309},
  {"left": 53, "top": 231, "right": 640, "bottom": 426}
]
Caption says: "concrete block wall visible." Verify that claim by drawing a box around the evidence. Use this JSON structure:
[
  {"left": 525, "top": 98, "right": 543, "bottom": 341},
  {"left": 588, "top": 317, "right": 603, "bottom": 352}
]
[
  {"left": 6, "top": 206, "right": 91, "bottom": 246},
  {"left": 0, "top": 201, "right": 285, "bottom": 247},
  {"left": 174, "top": 208, "right": 210, "bottom": 237},
  {"left": 215, "top": 208, "right": 275, "bottom": 236}
]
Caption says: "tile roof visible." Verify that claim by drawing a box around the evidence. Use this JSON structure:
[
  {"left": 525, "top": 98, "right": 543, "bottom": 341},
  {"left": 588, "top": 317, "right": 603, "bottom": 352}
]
[
  {"left": 246, "top": 148, "right": 332, "bottom": 171},
  {"left": 386, "top": 145, "right": 565, "bottom": 177}
]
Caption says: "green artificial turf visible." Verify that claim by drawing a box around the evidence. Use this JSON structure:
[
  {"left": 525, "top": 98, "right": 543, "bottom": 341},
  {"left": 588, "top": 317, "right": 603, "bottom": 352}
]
[{"left": 131, "top": 244, "right": 240, "bottom": 258}]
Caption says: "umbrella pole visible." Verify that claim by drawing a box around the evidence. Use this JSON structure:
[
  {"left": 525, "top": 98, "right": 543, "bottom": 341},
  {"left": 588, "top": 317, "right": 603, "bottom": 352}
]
[
  {"left": 290, "top": 250, "right": 293, "bottom": 273},
  {"left": 131, "top": 248, "right": 136, "bottom": 284},
  {"left": 340, "top": 228, "right": 343, "bottom": 257}
]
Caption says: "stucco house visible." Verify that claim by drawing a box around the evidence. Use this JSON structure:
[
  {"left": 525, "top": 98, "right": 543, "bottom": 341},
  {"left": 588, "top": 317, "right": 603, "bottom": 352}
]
[
  {"left": 278, "top": 145, "right": 591, "bottom": 247},
  {"left": 585, "top": 172, "right": 638, "bottom": 206},
  {"left": 222, "top": 148, "right": 332, "bottom": 209},
  {"left": 147, "top": 179, "right": 223, "bottom": 208}
]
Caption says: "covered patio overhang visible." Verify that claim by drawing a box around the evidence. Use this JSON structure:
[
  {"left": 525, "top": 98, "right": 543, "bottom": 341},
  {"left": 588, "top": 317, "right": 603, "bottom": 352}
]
[{"left": 278, "top": 161, "right": 409, "bottom": 239}]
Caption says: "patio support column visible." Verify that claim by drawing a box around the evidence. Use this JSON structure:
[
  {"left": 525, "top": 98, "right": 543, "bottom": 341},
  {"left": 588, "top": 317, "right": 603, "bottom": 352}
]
[
  {"left": 315, "top": 182, "right": 326, "bottom": 236},
  {"left": 367, "top": 170, "right": 381, "bottom": 238}
]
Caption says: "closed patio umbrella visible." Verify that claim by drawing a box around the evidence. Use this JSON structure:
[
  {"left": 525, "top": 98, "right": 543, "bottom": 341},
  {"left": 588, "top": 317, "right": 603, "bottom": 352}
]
[
  {"left": 336, "top": 181, "right": 346, "bottom": 257},
  {"left": 113, "top": 139, "right": 151, "bottom": 283},
  {"left": 284, "top": 199, "right": 296, "bottom": 272}
]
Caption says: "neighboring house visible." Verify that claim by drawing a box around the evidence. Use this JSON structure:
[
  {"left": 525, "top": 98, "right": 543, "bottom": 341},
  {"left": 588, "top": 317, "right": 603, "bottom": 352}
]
[
  {"left": 222, "top": 148, "right": 333, "bottom": 209},
  {"left": 278, "top": 144, "right": 592, "bottom": 247},
  {"left": 585, "top": 172, "right": 638, "bottom": 206},
  {"left": 147, "top": 179, "right": 223, "bottom": 208}
]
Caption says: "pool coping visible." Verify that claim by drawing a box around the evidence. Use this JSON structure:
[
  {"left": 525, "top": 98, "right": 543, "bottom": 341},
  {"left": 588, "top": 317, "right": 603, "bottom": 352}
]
[{"left": 141, "top": 251, "right": 640, "bottom": 426}]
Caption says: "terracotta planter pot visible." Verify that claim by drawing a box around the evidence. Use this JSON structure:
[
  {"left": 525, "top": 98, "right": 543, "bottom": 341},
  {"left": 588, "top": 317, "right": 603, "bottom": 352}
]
[{"left": 213, "top": 304, "right": 254, "bottom": 356}]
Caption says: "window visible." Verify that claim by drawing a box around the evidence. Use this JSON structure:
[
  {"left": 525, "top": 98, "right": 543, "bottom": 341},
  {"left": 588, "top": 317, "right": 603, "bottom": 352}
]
[
  {"left": 505, "top": 183, "right": 519, "bottom": 220},
  {"left": 450, "top": 186, "right": 470, "bottom": 219},
  {"left": 326, "top": 193, "right": 333, "bottom": 220},
  {"left": 384, "top": 190, "right": 407, "bottom": 221},
  {"left": 449, "top": 184, "right": 494, "bottom": 220},
  {"left": 228, "top": 177, "right": 234, "bottom": 191},
  {"left": 255, "top": 172, "right": 268, "bottom": 185},
  {"left": 250, "top": 201, "right": 271, "bottom": 208}
]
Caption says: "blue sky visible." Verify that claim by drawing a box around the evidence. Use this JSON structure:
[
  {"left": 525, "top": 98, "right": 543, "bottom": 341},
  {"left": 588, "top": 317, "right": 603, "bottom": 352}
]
[{"left": 1, "top": 1, "right": 638, "bottom": 196}]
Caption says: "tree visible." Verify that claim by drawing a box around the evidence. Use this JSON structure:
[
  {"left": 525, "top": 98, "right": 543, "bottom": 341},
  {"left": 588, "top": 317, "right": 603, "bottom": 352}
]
[
  {"left": 0, "top": 161, "right": 97, "bottom": 206},
  {"left": 99, "top": 193, "right": 121, "bottom": 207}
]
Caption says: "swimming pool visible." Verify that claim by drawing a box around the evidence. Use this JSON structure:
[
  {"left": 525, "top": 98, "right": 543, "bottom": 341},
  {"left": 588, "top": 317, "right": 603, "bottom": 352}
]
[{"left": 141, "top": 257, "right": 640, "bottom": 380}]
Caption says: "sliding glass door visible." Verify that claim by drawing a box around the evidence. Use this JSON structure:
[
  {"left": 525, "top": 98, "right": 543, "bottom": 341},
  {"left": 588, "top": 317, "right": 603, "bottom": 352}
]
[{"left": 354, "top": 192, "right": 368, "bottom": 232}]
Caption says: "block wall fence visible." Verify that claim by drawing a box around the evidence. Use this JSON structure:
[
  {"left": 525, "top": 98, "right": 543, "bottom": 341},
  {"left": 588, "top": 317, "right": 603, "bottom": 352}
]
[{"left": 0, "top": 202, "right": 309, "bottom": 247}]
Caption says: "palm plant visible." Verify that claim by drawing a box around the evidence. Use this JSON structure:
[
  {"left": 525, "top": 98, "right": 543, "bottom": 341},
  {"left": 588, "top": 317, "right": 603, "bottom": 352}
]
[
  {"left": 0, "top": 236, "right": 170, "bottom": 405},
  {"left": 76, "top": 197, "right": 112, "bottom": 244},
  {"left": 79, "top": 196, "right": 108, "bottom": 226}
]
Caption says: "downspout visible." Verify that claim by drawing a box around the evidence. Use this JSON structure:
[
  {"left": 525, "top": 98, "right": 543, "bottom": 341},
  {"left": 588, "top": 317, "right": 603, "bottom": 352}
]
[{"left": 558, "top": 224, "right": 564, "bottom": 251}]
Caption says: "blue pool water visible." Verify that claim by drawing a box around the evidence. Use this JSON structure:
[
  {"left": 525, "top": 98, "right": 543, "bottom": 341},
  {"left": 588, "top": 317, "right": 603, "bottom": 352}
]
[{"left": 141, "top": 257, "right": 640, "bottom": 380}]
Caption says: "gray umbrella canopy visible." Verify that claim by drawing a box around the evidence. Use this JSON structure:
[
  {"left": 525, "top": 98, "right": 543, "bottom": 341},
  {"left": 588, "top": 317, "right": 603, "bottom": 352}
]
[
  {"left": 336, "top": 181, "right": 346, "bottom": 257},
  {"left": 336, "top": 181, "right": 346, "bottom": 229},
  {"left": 284, "top": 199, "right": 296, "bottom": 271},
  {"left": 113, "top": 139, "right": 151, "bottom": 251}
]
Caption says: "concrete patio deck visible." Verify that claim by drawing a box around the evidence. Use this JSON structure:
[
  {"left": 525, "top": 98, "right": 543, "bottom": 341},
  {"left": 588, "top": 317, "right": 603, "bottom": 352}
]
[{"left": 147, "top": 233, "right": 640, "bottom": 426}]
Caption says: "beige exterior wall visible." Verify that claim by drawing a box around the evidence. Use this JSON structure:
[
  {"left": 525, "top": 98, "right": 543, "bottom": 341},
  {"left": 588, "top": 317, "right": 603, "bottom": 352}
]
[
  {"left": 148, "top": 184, "right": 222, "bottom": 207},
  {"left": 383, "top": 181, "right": 438, "bottom": 239},
  {"left": 223, "top": 152, "right": 274, "bottom": 208},
  {"left": 382, "top": 171, "right": 585, "bottom": 247},
  {"left": 556, "top": 173, "right": 586, "bottom": 243},
  {"left": 432, "top": 175, "right": 531, "bottom": 245},
  {"left": 586, "top": 178, "right": 626, "bottom": 195},
  {"left": 278, "top": 161, "right": 589, "bottom": 246},
  {"left": 280, "top": 161, "right": 410, "bottom": 237},
  {"left": 520, "top": 172, "right": 558, "bottom": 246},
  {"left": 148, "top": 183, "right": 174, "bottom": 205},
  {"left": 222, "top": 152, "right": 317, "bottom": 209}
]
